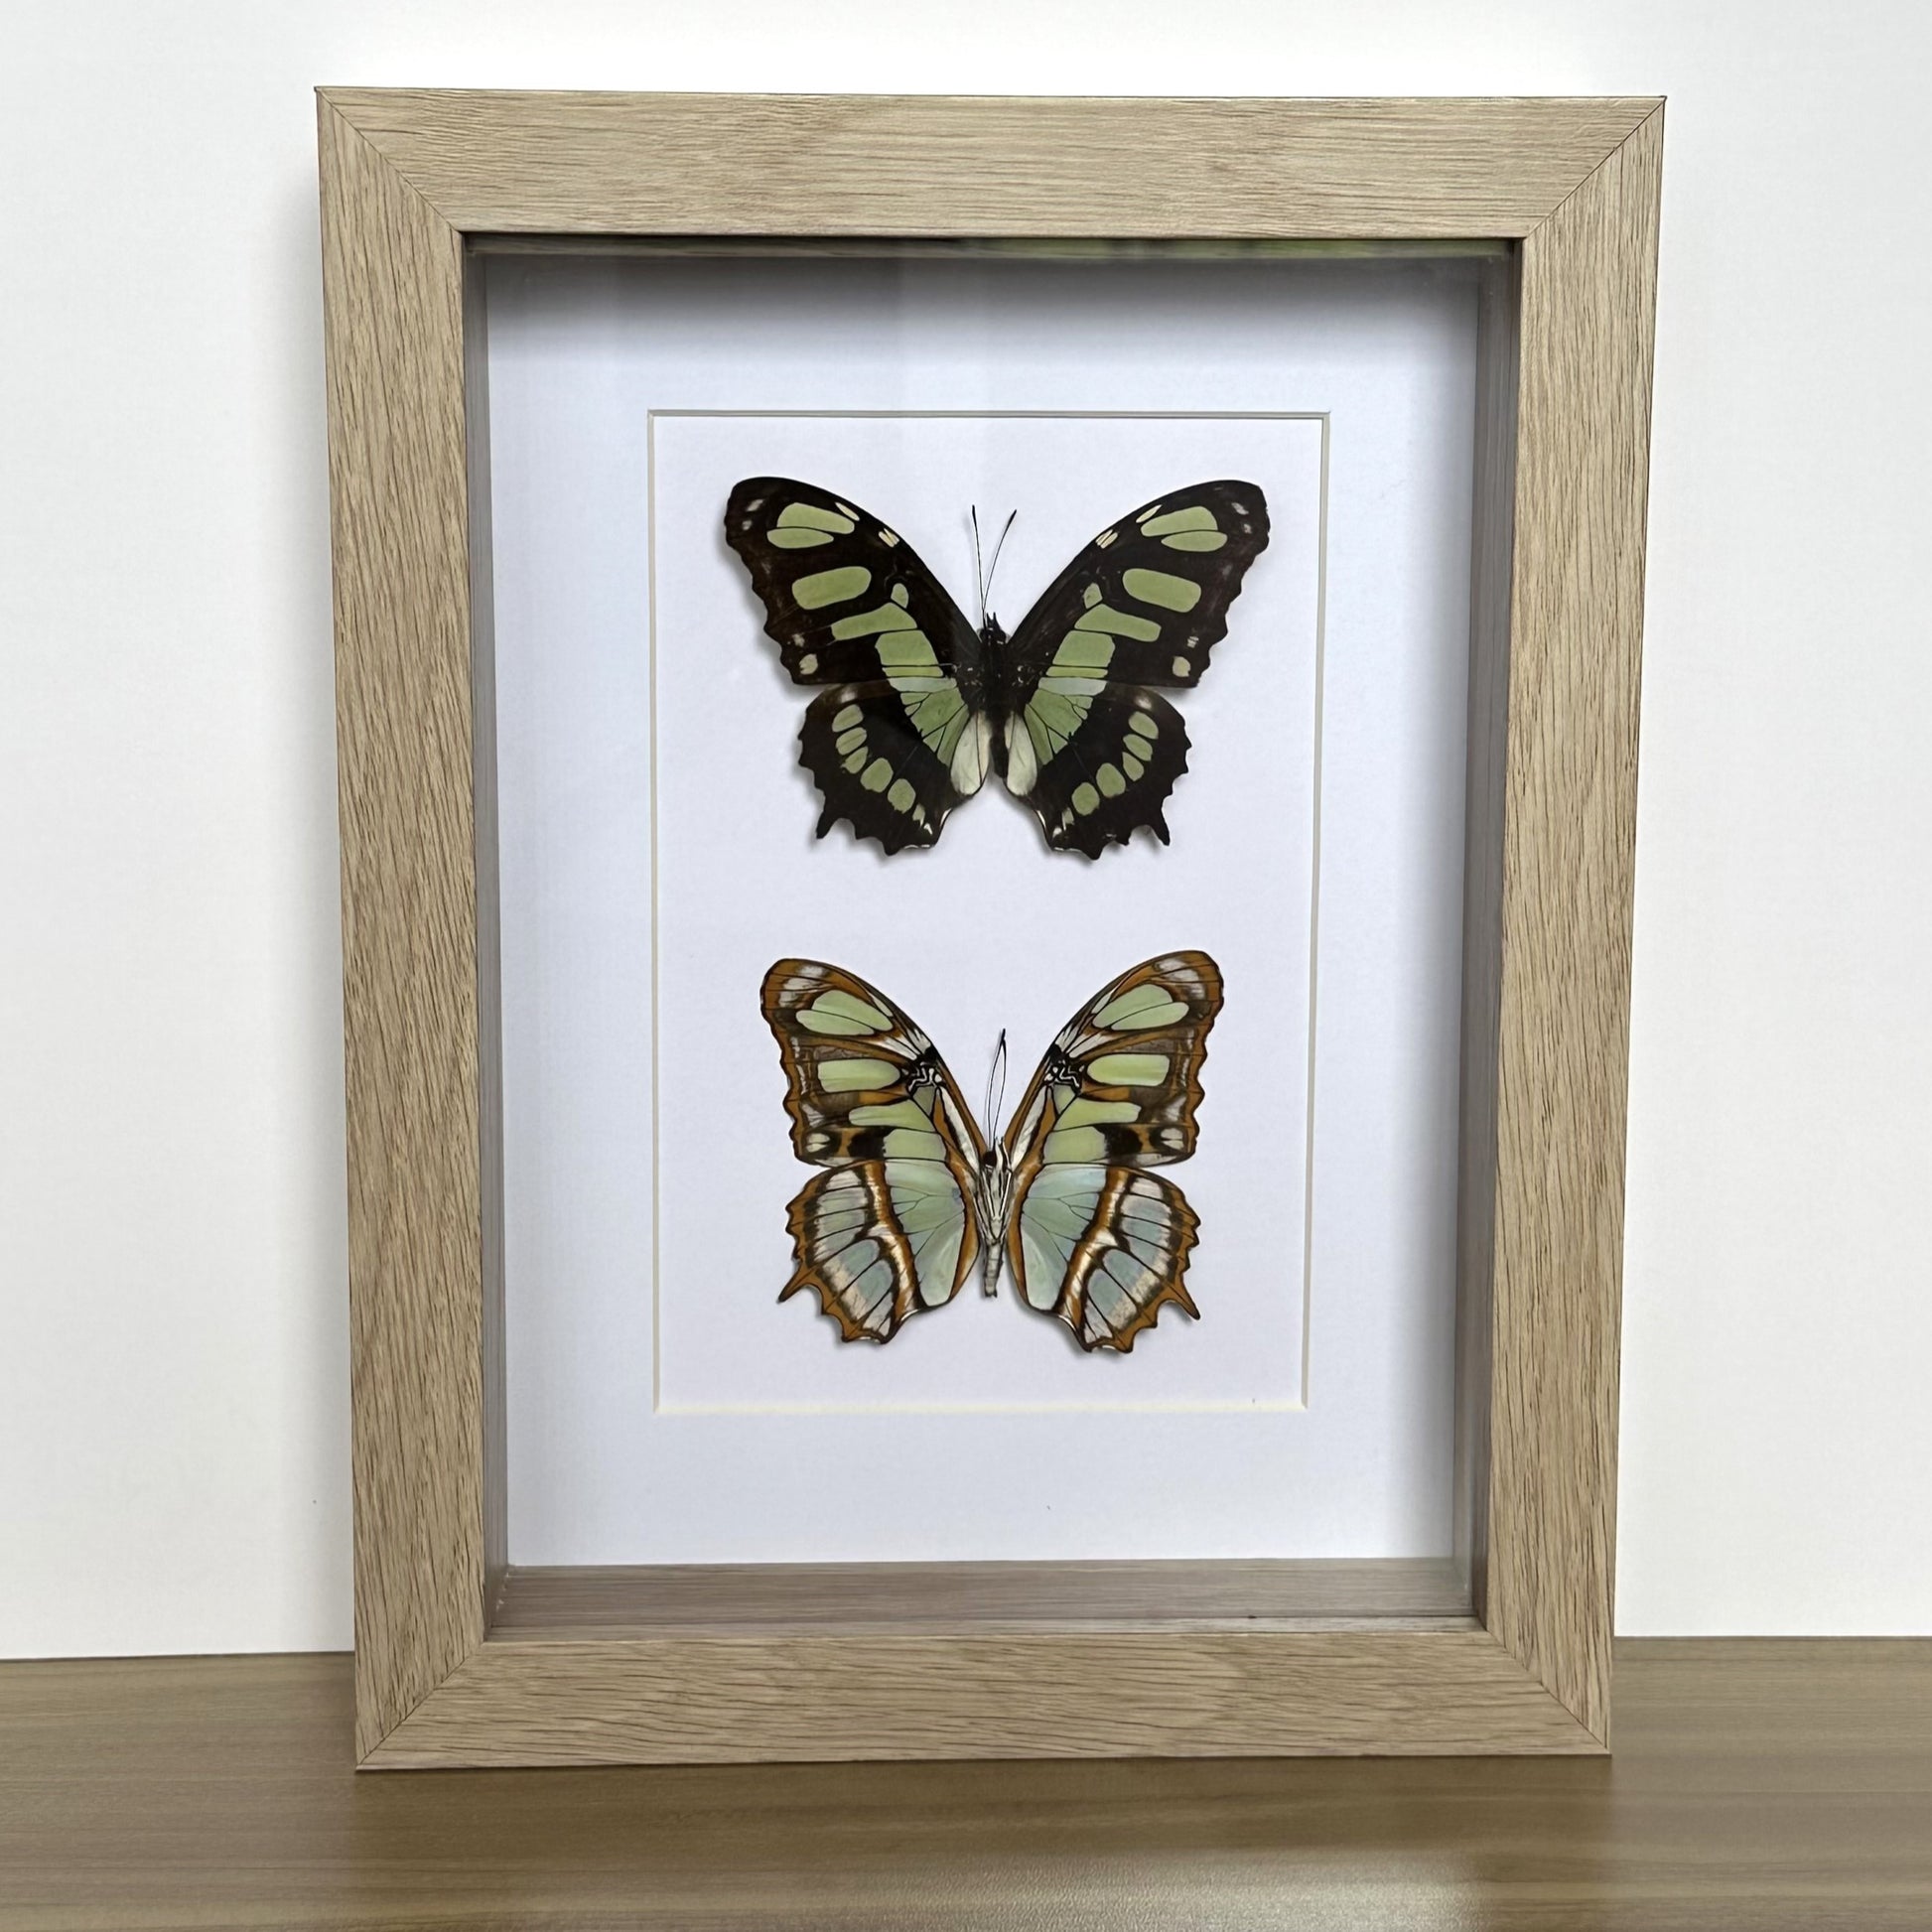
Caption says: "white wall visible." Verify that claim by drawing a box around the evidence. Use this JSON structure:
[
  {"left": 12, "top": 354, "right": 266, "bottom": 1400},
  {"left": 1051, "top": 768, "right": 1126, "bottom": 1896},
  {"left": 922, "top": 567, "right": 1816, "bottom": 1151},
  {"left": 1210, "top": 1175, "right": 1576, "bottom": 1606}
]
[{"left": 3, "top": 0, "right": 1927, "bottom": 1654}]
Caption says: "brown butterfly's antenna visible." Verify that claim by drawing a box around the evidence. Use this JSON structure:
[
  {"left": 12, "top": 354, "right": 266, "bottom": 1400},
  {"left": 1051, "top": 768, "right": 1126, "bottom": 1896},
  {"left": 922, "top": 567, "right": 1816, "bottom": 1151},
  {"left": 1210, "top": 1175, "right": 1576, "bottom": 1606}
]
[
  {"left": 977, "top": 1027, "right": 1013, "bottom": 1300},
  {"left": 971, "top": 506, "right": 987, "bottom": 627},
  {"left": 984, "top": 1029, "right": 1009, "bottom": 1143}
]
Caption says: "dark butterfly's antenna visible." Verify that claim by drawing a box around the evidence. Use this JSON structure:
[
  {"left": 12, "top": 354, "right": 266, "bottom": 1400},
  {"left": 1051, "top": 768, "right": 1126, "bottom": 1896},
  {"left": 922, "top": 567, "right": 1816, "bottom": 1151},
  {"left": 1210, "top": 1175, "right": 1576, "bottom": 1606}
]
[
  {"left": 971, "top": 507, "right": 1019, "bottom": 629},
  {"left": 984, "top": 1029, "right": 1009, "bottom": 1143},
  {"left": 983, "top": 509, "right": 1018, "bottom": 621}
]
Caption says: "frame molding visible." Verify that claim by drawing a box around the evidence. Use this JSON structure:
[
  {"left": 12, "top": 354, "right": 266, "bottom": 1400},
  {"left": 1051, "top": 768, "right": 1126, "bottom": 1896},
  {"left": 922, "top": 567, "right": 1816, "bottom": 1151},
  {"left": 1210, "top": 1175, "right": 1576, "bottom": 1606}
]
[{"left": 319, "top": 90, "right": 1662, "bottom": 1766}]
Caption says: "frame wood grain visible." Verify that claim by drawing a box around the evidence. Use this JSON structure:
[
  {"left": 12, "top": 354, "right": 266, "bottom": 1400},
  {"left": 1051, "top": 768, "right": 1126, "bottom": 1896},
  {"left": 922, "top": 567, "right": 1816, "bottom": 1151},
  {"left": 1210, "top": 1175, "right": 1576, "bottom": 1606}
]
[{"left": 319, "top": 90, "right": 1662, "bottom": 1766}]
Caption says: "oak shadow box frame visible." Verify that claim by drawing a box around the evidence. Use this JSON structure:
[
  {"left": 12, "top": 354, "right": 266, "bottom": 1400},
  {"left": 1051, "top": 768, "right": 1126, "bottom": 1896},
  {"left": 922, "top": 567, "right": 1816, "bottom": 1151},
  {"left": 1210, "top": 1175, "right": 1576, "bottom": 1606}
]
[{"left": 318, "top": 89, "right": 1662, "bottom": 1767}]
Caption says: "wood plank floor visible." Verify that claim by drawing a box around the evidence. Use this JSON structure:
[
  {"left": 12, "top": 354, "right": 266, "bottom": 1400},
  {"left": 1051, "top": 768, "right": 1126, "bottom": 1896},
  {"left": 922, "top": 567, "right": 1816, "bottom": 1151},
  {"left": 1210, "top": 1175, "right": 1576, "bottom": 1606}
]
[{"left": 2, "top": 1641, "right": 1929, "bottom": 1929}]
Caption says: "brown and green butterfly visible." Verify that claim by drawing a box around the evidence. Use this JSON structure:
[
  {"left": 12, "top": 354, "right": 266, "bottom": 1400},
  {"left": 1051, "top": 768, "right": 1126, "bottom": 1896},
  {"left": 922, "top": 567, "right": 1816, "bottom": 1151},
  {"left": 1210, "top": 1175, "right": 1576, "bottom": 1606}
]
[
  {"left": 762, "top": 950, "right": 1223, "bottom": 1352},
  {"left": 725, "top": 478, "right": 1270, "bottom": 858}
]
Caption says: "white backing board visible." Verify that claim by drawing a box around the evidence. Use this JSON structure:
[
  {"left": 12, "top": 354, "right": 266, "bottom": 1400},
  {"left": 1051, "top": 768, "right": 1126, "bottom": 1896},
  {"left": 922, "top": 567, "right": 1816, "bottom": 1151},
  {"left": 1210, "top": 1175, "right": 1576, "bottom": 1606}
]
[
  {"left": 487, "top": 253, "right": 1477, "bottom": 1564},
  {"left": 654, "top": 410, "right": 1320, "bottom": 1415}
]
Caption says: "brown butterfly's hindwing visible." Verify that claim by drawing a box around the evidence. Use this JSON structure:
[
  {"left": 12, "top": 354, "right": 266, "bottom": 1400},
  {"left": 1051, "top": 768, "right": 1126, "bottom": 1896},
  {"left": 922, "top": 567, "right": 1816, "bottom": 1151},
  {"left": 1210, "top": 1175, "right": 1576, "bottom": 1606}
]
[
  {"left": 1006, "top": 1167, "right": 1201, "bottom": 1353},
  {"left": 781, "top": 1164, "right": 981, "bottom": 1343}
]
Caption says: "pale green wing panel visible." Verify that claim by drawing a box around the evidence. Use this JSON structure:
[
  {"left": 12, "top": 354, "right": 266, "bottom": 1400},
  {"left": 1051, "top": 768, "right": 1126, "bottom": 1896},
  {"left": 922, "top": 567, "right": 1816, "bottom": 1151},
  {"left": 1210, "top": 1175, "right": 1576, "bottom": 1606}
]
[
  {"left": 782, "top": 1161, "right": 978, "bottom": 1343},
  {"left": 1007, "top": 1166, "right": 1201, "bottom": 1353},
  {"left": 1013, "top": 1165, "right": 1108, "bottom": 1311},
  {"left": 884, "top": 1158, "right": 973, "bottom": 1312}
]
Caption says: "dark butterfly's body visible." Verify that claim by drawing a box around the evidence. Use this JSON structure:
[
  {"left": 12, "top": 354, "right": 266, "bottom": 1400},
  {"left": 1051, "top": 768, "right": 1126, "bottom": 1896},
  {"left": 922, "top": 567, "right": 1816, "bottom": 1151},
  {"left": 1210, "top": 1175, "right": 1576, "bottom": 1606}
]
[
  {"left": 961, "top": 613, "right": 1013, "bottom": 746},
  {"left": 726, "top": 477, "right": 1270, "bottom": 858},
  {"left": 923, "top": 614, "right": 1043, "bottom": 795}
]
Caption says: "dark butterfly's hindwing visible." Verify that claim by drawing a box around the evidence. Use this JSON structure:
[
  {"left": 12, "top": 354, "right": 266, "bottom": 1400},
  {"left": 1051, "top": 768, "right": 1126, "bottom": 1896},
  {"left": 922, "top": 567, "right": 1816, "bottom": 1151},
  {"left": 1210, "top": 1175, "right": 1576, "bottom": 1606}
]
[
  {"left": 1002, "top": 482, "right": 1270, "bottom": 857},
  {"left": 798, "top": 681, "right": 986, "bottom": 856},
  {"left": 1001, "top": 951, "right": 1223, "bottom": 1351},
  {"left": 727, "top": 479, "right": 991, "bottom": 854},
  {"left": 1012, "top": 686, "right": 1192, "bottom": 857},
  {"left": 761, "top": 960, "right": 985, "bottom": 1342}
]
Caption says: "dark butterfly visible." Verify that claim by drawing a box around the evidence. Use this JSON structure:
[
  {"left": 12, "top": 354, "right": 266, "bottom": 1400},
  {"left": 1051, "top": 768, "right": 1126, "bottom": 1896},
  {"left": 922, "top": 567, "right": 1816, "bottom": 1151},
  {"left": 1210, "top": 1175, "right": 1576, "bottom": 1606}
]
[{"left": 725, "top": 478, "right": 1270, "bottom": 858}]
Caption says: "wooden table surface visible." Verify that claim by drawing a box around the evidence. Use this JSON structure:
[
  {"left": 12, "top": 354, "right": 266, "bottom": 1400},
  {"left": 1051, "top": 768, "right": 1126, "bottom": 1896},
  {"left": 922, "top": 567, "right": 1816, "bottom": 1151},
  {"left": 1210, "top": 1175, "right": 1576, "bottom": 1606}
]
[{"left": 3, "top": 1640, "right": 1929, "bottom": 1929}]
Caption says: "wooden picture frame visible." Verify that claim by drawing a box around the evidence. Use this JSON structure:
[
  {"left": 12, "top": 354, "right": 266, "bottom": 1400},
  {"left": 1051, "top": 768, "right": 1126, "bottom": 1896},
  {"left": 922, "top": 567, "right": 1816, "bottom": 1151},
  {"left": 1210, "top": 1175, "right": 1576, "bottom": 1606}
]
[{"left": 318, "top": 90, "right": 1662, "bottom": 1767}]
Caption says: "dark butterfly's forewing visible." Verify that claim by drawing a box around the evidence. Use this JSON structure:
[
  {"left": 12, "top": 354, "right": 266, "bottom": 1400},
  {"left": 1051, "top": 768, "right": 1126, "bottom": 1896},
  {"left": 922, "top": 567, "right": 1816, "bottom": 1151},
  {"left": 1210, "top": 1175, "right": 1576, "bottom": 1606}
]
[
  {"left": 1002, "top": 483, "right": 1270, "bottom": 857},
  {"left": 1000, "top": 951, "right": 1223, "bottom": 1351},
  {"left": 727, "top": 479, "right": 990, "bottom": 854},
  {"left": 761, "top": 960, "right": 986, "bottom": 1342}
]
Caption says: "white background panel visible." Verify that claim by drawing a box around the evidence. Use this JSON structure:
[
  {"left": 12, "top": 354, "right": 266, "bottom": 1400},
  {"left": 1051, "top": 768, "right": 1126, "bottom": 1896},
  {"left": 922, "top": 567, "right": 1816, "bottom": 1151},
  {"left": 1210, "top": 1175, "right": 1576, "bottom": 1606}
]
[
  {"left": 653, "top": 409, "right": 1318, "bottom": 1415},
  {"left": 488, "top": 253, "right": 1476, "bottom": 1563}
]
